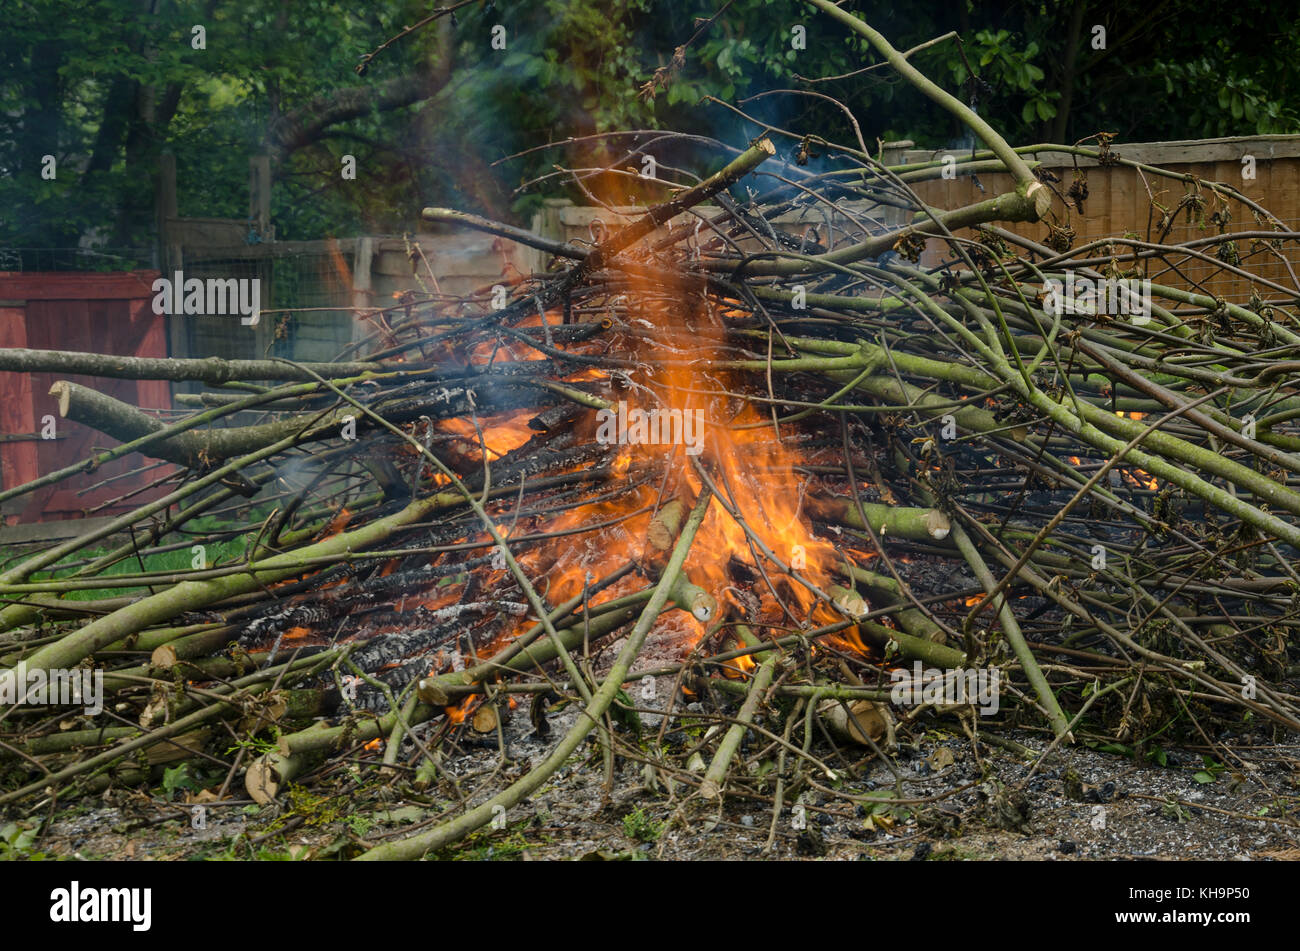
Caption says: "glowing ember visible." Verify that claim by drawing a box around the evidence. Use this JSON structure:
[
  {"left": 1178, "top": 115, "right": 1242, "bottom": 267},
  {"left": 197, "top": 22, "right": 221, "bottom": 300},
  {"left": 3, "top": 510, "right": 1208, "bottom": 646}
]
[{"left": 438, "top": 411, "right": 535, "bottom": 459}]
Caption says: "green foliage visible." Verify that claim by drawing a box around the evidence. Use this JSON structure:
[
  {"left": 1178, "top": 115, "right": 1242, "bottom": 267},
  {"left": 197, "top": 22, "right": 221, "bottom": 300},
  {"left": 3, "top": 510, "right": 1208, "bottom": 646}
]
[
  {"left": 621, "top": 806, "right": 662, "bottom": 842},
  {"left": 945, "top": 29, "right": 1058, "bottom": 127},
  {"left": 1152, "top": 58, "right": 1300, "bottom": 135},
  {"left": 161, "top": 763, "right": 199, "bottom": 802},
  {"left": 859, "top": 789, "right": 912, "bottom": 830},
  {"left": 0, "top": 821, "right": 50, "bottom": 860},
  {"left": 226, "top": 735, "right": 279, "bottom": 758},
  {"left": 610, "top": 688, "right": 642, "bottom": 735},
  {"left": 4, "top": 0, "right": 1299, "bottom": 252},
  {"left": 1193, "top": 755, "right": 1227, "bottom": 784},
  {"left": 1089, "top": 741, "right": 1134, "bottom": 757}
]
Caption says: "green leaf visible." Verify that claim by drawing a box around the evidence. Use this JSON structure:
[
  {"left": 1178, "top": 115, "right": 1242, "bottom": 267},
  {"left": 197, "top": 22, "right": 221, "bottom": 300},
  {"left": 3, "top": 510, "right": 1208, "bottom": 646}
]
[
  {"left": 162, "top": 763, "right": 194, "bottom": 801},
  {"left": 1036, "top": 99, "right": 1057, "bottom": 120},
  {"left": 1094, "top": 742, "right": 1133, "bottom": 756},
  {"left": 1193, "top": 770, "right": 1216, "bottom": 784},
  {"left": 610, "top": 689, "right": 641, "bottom": 734},
  {"left": 1022, "top": 100, "right": 1037, "bottom": 124}
]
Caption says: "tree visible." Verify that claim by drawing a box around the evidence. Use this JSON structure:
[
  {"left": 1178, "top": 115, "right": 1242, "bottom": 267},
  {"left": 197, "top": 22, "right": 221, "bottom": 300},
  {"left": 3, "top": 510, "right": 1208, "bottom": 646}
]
[{"left": 3, "top": 0, "right": 1298, "bottom": 254}]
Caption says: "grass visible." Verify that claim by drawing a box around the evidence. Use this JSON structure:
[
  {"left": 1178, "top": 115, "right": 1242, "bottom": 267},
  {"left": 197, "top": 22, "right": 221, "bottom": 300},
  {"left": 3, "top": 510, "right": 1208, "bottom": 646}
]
[{"left": 0, "top": 519, "right": 252, "bottom": 602}]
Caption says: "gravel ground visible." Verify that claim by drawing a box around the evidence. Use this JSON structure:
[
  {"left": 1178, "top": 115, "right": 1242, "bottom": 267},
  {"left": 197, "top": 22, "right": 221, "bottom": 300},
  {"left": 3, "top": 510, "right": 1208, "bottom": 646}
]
[{"left": 22, "top": 661, "right": 1300, "bottom": 861}]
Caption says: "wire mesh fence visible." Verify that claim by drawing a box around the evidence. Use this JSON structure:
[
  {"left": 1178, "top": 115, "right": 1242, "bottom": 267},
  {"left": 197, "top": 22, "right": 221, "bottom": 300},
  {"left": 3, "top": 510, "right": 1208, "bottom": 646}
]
[{"left": 172, "top": 242, "right": 358, "bottom": 366}]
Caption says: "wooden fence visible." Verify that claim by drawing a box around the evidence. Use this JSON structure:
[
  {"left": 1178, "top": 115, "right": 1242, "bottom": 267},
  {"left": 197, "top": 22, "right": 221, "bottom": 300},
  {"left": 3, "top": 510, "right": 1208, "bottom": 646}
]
[
  {"left": 0, "top": 271, "right": 169, "bottom": 523},
  {"left": 905, "top": 135, "right": 1300, "bottom": 305}
]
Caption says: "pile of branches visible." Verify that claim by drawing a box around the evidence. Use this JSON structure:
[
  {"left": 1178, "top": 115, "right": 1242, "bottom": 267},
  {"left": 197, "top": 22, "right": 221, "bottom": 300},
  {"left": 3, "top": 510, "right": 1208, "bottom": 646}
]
[{"left": 3, "top": 5, "right": 1300, "bottom": 858}]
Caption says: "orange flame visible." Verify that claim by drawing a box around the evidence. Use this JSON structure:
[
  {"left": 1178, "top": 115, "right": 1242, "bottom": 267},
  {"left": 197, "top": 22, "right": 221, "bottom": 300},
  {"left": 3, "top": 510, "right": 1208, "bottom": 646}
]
[
  {"left": 322, "top": 508, "right": 351, "bottom": 538},
  {"left": 419, "top": 250, "right": 862, "bottom": 683},
  {"left": 485, "top": 271, "right": 845, "bottom": 653},
  {"left": 445, "top": 696, "right": 479, "bottom": 724}
]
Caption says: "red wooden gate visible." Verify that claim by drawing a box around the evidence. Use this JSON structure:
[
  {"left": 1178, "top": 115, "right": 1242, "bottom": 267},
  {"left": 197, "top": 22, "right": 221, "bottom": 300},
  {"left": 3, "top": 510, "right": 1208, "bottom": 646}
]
[{"left": 0, "top": 270, "right": 172, "bottom": 522}]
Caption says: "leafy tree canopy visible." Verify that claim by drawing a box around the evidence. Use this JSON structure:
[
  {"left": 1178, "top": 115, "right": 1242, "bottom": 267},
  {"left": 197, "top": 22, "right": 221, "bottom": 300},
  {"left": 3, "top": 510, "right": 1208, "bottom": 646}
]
[{"left": 2, "top": 0, "right": 1297, "bottom": 253}]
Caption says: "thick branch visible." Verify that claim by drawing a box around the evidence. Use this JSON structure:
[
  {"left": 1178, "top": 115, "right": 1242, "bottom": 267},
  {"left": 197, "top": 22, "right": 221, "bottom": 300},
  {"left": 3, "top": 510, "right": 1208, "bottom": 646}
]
[
  {"left": 49, "top": 381, "right": 339, "bottom": 469},
  {"left": 266, "top": 73, "right": 444, "bottom": 164},
  {"left": 0, "top": 348, "right": 382, "bottom": 383}
]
